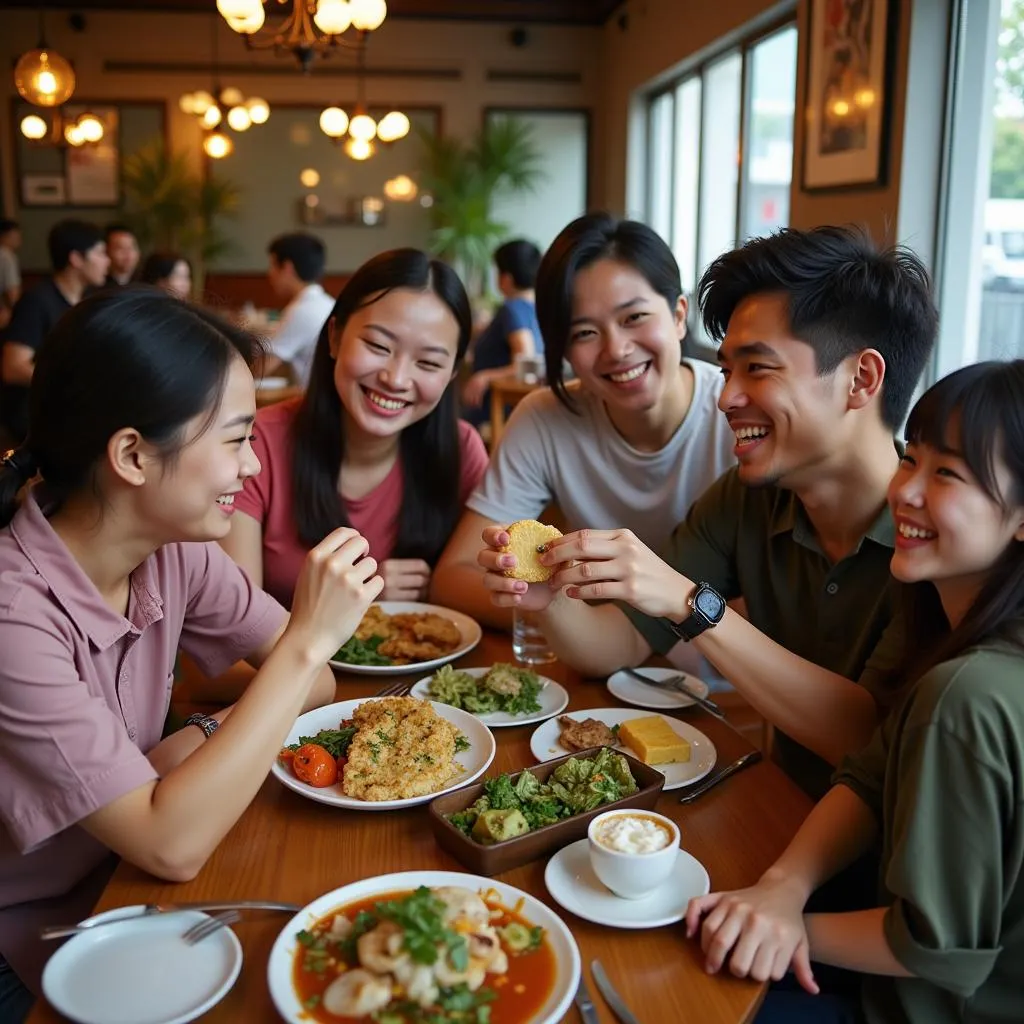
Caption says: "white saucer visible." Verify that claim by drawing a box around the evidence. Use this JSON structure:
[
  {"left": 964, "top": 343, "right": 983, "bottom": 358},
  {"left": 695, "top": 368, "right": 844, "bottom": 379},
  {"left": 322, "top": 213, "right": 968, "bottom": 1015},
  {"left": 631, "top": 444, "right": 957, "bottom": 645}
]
[
  {"left": 42, "top": 905, "right": 242, "bottom": 1024},
  {"left": 607, "top": 667, "right": 711, "bottom": 710},
  {"left": 544, "top": 837, "right": 710, "bottom": 929}
]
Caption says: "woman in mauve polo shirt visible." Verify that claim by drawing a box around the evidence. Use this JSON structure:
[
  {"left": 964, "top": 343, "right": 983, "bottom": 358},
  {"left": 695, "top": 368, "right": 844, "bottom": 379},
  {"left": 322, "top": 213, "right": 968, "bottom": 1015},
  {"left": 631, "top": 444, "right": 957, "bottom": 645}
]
[
  {"left": 0, "top": 291, "right": 382, "bottom": 1018},
  {"left": 222, "top": 248, "right": 488, "bottom": 609}
]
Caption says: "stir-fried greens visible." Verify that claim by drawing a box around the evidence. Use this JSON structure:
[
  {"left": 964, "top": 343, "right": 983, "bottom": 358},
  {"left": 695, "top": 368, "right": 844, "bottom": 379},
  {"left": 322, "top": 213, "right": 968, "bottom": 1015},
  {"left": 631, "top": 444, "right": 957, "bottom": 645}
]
[
  {"left": 447, "top": 748, "right": 638, "bottom": 845},
  {"left": 334, "top": 634, "right": 392, "bottom": 666}
]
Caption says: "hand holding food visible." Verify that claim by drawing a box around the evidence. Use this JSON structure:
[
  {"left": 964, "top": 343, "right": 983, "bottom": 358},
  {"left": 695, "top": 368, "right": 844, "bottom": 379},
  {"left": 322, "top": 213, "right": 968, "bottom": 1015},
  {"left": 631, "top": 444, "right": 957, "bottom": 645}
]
[
  {"left": 478, "top": 522, "right": 562, "bottom": 610},
  {"left": 288, "top": 527, "right": 384, "bottom": 664}
]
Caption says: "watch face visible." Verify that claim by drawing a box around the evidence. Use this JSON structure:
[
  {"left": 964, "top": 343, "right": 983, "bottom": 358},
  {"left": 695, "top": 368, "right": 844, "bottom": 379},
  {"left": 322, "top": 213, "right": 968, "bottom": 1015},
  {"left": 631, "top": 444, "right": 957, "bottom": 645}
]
[{"left": 695, "top": 586, "right": 726, "bottom": 623}]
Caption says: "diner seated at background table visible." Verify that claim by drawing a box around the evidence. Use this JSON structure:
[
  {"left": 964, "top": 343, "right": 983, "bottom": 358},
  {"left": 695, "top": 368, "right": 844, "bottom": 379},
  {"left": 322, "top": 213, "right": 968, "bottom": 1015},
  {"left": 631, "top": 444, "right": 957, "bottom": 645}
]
[
  {"left": 219, "top": 248, "right": 488, "bottom": 612},
  {"left": 138, "top": 250, "right": 192, "bottom": 301},
  {"left": 476, "top": 224, "right": 940, "bottom": 799},
  {"left": 102, "top": 223, "right": 140, "bottom": 289},
  {"left": 686, "top": 359, "right": 1024, "bottom": 1024},
  {"left": 432, "top": 212, "right": 736, "bottom": 628},
  {"left": 0, "top": 290, "right": 382, "bottom": 1020},
  {"left": 0, "top": 218, "right": 24, "bottom": 331}
]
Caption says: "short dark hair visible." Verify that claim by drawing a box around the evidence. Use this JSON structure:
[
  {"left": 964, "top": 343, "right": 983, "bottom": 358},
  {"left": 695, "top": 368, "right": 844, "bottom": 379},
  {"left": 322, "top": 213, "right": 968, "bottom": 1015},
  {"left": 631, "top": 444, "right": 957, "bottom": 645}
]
[
  {"left": 104, "top": 222, "right": 135, "bottom": 241},
  {"left": 0, "top": 289, "right": 260, "bottom": 528},
  {"left": 536, "top": 212, "right": 683, "bottom": 410},
  {"left": 268, "top": 232, "right": 326, "bottom": 283},
  {"left": 494, "top": 239, "right": 541, "bottom": 290},
  {"left": 698, "top": 225, "right": 938, "bottom": 429},
  {"left": 139, "top": 251, "right": 190, "bottom": 285},
  {"left": 0, "top": 219, "right": 19, "bottom": 236},
  {"left": 47, "top": 219, "right": 104, "bottom": 272},
  {"left": 292, "top": 249, "right": 471, "bottom": 571}
]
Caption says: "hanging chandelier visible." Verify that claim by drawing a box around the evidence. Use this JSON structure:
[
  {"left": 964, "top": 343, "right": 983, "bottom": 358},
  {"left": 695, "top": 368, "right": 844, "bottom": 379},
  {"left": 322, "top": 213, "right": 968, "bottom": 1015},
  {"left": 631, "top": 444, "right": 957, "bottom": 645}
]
[
  {"left": 20, "top": 108, "right": 106, "bottom": 148},
  {"left": 216, "top": 0, "right": 388, "bottom": 71},
  {"left": 14, "top": 11, "right": 76, "bottom": 109}
]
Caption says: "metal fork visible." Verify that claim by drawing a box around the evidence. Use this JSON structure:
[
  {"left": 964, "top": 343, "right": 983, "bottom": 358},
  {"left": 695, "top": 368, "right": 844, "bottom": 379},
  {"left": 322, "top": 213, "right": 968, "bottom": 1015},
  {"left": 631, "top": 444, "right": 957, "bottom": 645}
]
[
  {"left": 372, "top": 680, "right": 411, "bottom": 698},
  {"left": 182, "top": 909, "right": 241, "bottom": 946}
]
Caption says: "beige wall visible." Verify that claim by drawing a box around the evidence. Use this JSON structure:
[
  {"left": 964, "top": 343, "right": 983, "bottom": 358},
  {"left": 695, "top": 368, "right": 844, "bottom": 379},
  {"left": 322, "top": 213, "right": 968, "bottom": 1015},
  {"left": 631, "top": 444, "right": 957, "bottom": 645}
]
[
  {"left": 595, "top": 0, "right": 917, "bottom": 242},
  {"left": 1, "top": 9, "right": 600, "bottom": 270}
]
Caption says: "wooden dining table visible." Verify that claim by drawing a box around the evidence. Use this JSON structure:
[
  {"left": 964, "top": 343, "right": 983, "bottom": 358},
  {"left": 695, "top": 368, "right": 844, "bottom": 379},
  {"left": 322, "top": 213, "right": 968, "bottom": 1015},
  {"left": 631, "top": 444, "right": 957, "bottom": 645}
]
[{"left": 28, "top": 633, "right": 812, "bottom": 1024}]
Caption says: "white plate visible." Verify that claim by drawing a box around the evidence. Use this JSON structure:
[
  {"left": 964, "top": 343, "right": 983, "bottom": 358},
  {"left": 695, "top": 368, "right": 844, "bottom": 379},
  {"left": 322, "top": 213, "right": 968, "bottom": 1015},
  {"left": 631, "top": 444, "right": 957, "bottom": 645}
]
[
  {"left": 329, "top": 601, "right": 483, "bottom": 676},
  {"left": 42, "top": 905, "right": 242, "bottom": 1024},
  {"left": 544, "top": 837, "right": 710, "bottom": 929},
  {"left": 410, "top": 666, "right": 570, "bottom": 727},
  {"left": 267, "top": 870, "right": 580, "bottom": 1024},
  {"left": 607, "top": 667, "right": 711, "bottom": 710},
  {"left": 271, "top": 697, "right": 495, "bottom": 809},
  {"left": 529, "top": 708, "right": 716, "bottom": 790}
]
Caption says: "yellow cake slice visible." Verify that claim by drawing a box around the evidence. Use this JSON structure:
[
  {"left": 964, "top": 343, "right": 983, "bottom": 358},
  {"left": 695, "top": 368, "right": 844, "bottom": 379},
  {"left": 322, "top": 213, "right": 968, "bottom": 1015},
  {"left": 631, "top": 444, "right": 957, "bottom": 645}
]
[{"left": 619, "top": 716, "right": 691, "bottom": 765}]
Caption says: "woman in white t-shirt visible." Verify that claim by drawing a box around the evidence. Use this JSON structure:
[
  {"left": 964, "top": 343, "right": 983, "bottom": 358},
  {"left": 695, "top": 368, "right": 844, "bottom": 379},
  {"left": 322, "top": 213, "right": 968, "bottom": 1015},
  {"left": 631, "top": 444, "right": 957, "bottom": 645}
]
[{"left": 431, "top": 213, "right": 735, "bottom": 628}]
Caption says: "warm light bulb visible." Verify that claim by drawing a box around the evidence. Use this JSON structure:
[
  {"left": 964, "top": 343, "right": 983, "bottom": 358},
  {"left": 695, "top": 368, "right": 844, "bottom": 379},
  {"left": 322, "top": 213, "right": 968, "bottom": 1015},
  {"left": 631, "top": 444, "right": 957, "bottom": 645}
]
[
  {"left": 384, "top": 174, "right": 417, "bottom": 201},
  {"left": 319, "top": 106, "right": 350, "bottom": 138},
  {"left": 344, "top": 136, "right": 374, "bottom": 160},
  {"left": 227, "top": 105, "right": 252, "bottom": 131},
  {"left": 300, "top": 167, "right": 321, "bottom": 188},
  {"left": 220, "top": 86, "right": 244, "bottom": 107},
  {"left": 191, "top": 90, "right": 214, "bottom": 115},
  {"left": 226, "top": 6, "right": 266, "bottom": 33},
  {"left": 314, "top": 0, "right": 353, "bottom": 34},
  {"left": 217, "top": 0, "right": 261, "bottom": 19},
  {"left": 349, "top": 0, "right": 387, "bottom": 31},
  {"left": 854, "top": 88, "right": 876, "bottom": 108},
  {"left": 64, "top": 123, "right": 85, "bottom": 146},
  {"left": 20, "top": 114, "right": 48, "bottom": 140},
  {"left": 202, "top": 105, "right": 223, "bottom": 128},
  {"left": 77, "top": 114, "right": 104, "bottom": 143},
  {"left": 179, "top": 92, "right": 197, "bottom": 114},
  {"left": 348, "top": 113, "right": 377, "bottom": 142},
  {"left": 376, "top": 110, "right": 410, "bottom": 143},
  {"left": 247, "top": 97, "right": 270, "bottom": 123},
  {"left": 831, "top": 99, "right": 851, "bottom": 117},
  {"left": 203, "top": 131, "right": 233, "bottom": 159},
  {"left": 14, "top": 48, "right": 76, "bottom": 107}
]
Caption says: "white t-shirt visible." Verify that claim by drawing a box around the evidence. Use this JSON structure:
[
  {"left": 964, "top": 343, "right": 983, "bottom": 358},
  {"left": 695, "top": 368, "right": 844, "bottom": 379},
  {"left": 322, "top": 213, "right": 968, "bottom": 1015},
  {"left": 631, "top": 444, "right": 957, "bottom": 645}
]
[
  {"left": 467, "top": 359, "right": 736, "bottom": 552},
  {"left": 268, "top": 283, "right": 335, "bottom": 386}
]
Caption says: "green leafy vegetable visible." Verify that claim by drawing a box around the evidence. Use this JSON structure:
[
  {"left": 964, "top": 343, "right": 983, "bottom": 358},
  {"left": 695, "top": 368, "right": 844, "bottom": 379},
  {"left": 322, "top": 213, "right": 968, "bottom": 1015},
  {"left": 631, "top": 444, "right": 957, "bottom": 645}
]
[
  {"left": 427, "top": 664, "right": 543, "bottom": 716},
  {"left": 454, "top": 734, "right": 471, "bottom": 754},
  {"left": 286, "top": 724, "right": 357, "bottom": 759},
  {"left": 334, "top": 633, "right": 392, "bottom": 666}
]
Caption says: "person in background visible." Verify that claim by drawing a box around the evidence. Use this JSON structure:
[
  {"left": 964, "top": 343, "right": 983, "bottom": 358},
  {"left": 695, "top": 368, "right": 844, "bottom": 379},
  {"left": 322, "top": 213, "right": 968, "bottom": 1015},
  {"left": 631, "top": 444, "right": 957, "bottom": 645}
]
[
  {"left": 432, "top": 213, "right": 735, "bottom": 628},
  {"left": 0, "top": 219, "right": 22, "bottom": 331},
  {"left": 687, "top": 360, "right": 1024, "bottom": 1024},
  {"left": 139, "top": 252, "right": 192, "bottom": 300},
  {"left": 461, "top": 239, "right": 543, "bottom": 426},
  {"left": 0, "top": 289, "right": 380, "bottom": 1022},
  {"left": 262, "top": 232, "right": 335, "bottom": 388},
  {"left": 221, "top": 248, "right": 488, "bottom": 609},
  {"left": 1, "top": 219, "right": 108, "bottom": 443},
  {"left": 103, "top": 223, "right": 140, "bottom": 288}
]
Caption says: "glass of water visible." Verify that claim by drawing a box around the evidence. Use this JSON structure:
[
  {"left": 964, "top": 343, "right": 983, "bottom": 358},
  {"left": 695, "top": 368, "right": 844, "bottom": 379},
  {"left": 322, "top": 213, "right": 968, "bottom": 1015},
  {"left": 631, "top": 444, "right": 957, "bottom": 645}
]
[{"left": 512, "top": 608, "right": 557, "bottom": 665}]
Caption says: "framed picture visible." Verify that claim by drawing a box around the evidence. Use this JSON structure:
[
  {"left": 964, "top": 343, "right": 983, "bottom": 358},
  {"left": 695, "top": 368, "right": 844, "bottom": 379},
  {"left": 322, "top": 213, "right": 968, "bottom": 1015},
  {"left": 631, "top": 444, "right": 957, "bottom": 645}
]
[
  {"left": 803, "top": 0, "right": 894, "bottom": 190},
  {"left": 64, "top": 106, "right": 120, "bottom": 205},
  {"left": 21, "top": 173, "right": 67, "bottom": 206}
]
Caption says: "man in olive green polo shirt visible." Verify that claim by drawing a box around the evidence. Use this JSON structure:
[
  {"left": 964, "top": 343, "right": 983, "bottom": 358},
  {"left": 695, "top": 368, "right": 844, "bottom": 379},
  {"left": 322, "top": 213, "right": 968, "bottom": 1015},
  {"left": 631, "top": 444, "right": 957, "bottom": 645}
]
[{"left": 483, "top": 226, "right": 938, "bottom": 798}]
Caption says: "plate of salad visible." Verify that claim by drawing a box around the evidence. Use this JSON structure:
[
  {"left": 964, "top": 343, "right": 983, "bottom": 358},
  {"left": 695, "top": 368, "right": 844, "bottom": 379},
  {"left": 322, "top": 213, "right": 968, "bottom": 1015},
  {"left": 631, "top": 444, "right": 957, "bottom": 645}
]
[{"left": 410, "top": 665, "right": 570, "bottom": 728}]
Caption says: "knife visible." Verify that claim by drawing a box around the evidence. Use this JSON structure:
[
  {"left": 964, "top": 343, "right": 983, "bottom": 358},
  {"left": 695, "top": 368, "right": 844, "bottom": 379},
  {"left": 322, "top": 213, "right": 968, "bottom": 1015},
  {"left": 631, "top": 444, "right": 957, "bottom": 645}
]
[
  {"left": 591, "top": 959, "right": 641, "bottom": 1024},
  {"left": 573, "top": 975, "right": 600, "bottom": 1024},
  {"left": 623, "top": 666, "right": 726, "bottom": 720},
  {"left": 39, "top": 900, "right": 300, "bottom": 940},
  {"left": 678, "top": 749, "right": 763, "bottom": 804}
]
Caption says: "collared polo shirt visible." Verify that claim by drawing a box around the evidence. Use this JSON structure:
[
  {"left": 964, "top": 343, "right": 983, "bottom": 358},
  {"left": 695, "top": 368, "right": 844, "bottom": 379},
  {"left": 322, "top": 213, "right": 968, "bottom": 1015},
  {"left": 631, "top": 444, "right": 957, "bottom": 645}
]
[
  {"left": 0, "top": 487, "right": 287, "bottom": 990},
  {"left": 621, "top": 463, "right": 906, "bottom": 797}
]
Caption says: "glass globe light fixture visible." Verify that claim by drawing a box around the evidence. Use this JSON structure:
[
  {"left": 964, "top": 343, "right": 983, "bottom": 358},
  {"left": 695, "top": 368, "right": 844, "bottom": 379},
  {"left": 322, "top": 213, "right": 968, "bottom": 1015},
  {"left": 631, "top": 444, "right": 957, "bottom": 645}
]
[
  {"left": 14, "top": 48, "right": 76, "bottom": 107},
  {"left": 319, "top": 106, "right": 350, "bottom": 138},
  {"left": 376, "top": 111, "right": 410, "bottom": 143},
  {"left": 350, "top": 0, "right": 387, "bottom": 32},
  {"left": 247, "top": 97, "right": 270, "bottom": 124},
  {"left": 202, "top": 105, "right": 223, "bottom": 129},
  {"left": 20, "top": 114, "right": 49, "bottom": 140},
  {"left": 227, "top": 105, "right": 252, "bottom": 131},
  {"left": 314, "top": 0, "right": 353, "bottom": 35},
  {"left": 348, "top": 112, "right": 377, "bottom": 142},
  {"left": 344, "top": 136, "right": 374, "bottom": 161},
  {"left": 203, "top": 131, "right": 233, "bottom": 159},
  {"left": 76, "top": 114, "right": 105, "bottom": 143}
]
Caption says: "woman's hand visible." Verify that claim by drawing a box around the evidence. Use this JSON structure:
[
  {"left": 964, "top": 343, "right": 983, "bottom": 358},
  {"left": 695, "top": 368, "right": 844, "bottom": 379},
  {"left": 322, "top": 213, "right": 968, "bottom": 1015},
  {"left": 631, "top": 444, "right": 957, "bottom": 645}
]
[
  {"left": 684, "top": 878, "right": 818, "bottom": 992},
  {"left": 541, "top": 529, "right": 690, "bottom": 620},
  {"left": 287, "top": 527, "right": 384, "bottom": 663},
  {"left": 477, "top": 525, "right": 559, "bottom": 611},
  {"left": 461, "top": 370, "right": 491, "bottom": 409},
  {"left": 380, "top": 558, "right": 431, "bottom": 601}
]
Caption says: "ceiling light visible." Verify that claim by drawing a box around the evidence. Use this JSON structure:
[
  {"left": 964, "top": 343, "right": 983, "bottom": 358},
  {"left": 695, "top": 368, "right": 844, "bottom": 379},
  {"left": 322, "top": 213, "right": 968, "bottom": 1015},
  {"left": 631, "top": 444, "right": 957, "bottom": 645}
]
[
  {"left": 344, "top": 137, "right": 374, "bottom": 161},
  {"left": 204, "top": 131, "right": 233, "bottom": 159},
  {"left": 14, "top": 48, "right": 76, "bottom": 107},
  {"left": 76, "top": 113, "right": 105, "bottom": 143},
  {"left": 376, "top": 110, "right": 410, "bottom": 143},
  {"left": 350, "top": 0, "right": 388, "bottom": 32},
  {"left": 314, "top": 0, "right": 353, "bottom": 35},
  {"left": 348, "top": 112, "right": 377, "bottom": 142},
  {"left": 319, "top": 106, "right": 350, "bottom": 138},
  {"left": 384, "top": 174, "right": 417, "bottom": 201},
  {"left": 191, "top": 90, "right": 215, "bottom": 115},
  {"left": 202, "top": 104, "right": 223, "bottom": 128},
  {"left": 64, "top": 122, "right": 85, "bottom": 147},
  {"left": 227, "top": 105, "right": 252, "bottom": 131},
  {"left": 20, "top": 114, "right": 48, "bottom": 140},
  {"left": 247, "top": 97, "right": 270, "bottom": 124},
  {"left": 300, "top": 168, "right": 321, "bottom": 188}
]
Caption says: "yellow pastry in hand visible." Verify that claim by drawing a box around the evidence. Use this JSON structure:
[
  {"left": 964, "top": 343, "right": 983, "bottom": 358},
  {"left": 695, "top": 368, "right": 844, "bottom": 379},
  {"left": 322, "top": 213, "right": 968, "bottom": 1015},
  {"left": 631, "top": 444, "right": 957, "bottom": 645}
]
[{"left": 501, "top": 519, "right": 563, "bottom": 583}]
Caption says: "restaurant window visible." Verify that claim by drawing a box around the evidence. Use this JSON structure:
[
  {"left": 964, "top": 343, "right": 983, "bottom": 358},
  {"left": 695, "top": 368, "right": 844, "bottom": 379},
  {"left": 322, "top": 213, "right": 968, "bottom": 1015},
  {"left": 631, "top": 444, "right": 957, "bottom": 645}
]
[{"left": 644, "top": 21, "right": 798, "bottom": 328}]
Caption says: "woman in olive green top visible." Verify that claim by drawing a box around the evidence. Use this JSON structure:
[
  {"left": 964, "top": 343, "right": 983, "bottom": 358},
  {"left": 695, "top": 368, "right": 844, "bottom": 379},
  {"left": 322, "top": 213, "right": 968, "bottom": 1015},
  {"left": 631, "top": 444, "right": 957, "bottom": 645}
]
[{"left": 685, "top": 359, "right": 1024, "bottom": 1024}]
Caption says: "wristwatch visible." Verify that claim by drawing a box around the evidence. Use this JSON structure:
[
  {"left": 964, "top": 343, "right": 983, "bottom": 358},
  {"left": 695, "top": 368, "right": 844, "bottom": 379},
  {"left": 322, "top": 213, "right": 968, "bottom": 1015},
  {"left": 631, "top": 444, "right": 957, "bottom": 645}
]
[
  {"left": 184, "top": 712, "right": 220, "bottom": 739},
  {"left": 668, "top": 581, "right": 726, "bottom": 642}
]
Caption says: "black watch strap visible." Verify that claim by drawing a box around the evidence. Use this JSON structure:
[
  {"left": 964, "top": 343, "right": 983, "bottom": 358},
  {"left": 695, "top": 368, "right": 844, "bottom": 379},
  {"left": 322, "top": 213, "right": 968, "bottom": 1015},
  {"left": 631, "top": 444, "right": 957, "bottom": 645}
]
[
  {"left": 184, "top": 712, "right": 220, "bottom": 739},
  {"left": 668, "top": 581, "right": 726, "bottom": 643}
]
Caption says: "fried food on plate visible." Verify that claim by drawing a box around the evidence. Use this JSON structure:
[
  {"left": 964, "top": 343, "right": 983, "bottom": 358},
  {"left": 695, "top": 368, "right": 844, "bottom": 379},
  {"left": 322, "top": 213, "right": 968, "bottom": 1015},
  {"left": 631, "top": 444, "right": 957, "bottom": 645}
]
[
  {"left": 500, "top": 520, "right": 563, "bottom": 583},
  {"left": 557, "top": 715, "right": 618, "bottom": 752},
  {"left": 348, "top": 606, "right": 464, "bottom": 665},
  {"left": 355, "top": 605, "right": 396, "bottom": 642}
]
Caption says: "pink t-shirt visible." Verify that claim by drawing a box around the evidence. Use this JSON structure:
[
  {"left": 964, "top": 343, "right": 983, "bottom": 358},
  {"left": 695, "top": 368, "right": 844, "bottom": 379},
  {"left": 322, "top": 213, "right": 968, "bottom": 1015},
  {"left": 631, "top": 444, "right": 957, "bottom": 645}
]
[
  {"left": 235, "top": 398, "right": 489, "bottom": 608},
  {"left": 0, "top": 488, "right": 287, "bottom": 990}
]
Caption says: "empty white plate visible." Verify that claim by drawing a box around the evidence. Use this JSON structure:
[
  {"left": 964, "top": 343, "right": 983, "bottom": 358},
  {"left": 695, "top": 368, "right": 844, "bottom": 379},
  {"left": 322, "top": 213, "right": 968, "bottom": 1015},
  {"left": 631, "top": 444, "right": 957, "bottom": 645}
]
[
  {"left": 42, "top": 906, "right": 242, "bottom": 1024},
  {"left": 544, "top": 837, "right": 710, "bottom": 929},
  {"left": 606, "top": 667, "right": 710, "bottom": 710}
]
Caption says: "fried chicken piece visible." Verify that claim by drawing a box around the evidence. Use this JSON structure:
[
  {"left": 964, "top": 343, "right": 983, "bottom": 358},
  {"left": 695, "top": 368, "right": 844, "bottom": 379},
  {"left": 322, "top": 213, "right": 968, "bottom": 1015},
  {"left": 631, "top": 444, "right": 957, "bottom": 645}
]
[
  {"left": 410, "top": 613, "right": 462, "bottom": 650},
  {"left": 355, "top": 605, "right": 395, "bottom": 642},
  {"left": 376, "top": 636, "right": 447, "bottom": 664},
  {"left": 558, "top": 715, "right": 618, "bottom": 752}
]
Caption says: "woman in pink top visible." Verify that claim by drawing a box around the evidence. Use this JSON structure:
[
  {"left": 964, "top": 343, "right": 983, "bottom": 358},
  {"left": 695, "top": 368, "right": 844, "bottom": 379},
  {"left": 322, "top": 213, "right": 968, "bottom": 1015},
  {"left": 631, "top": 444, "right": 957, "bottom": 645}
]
[
  {"left": 0, "top": 290, "right": 382, "bottom": 1017},
  {"left": 224, "top": 248, "right": 488, "bottom": 608}
]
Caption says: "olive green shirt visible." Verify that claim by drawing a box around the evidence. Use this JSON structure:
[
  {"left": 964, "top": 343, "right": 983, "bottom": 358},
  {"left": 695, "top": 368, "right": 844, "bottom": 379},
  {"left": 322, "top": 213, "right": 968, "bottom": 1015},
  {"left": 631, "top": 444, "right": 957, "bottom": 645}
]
[
  {"left": 621, "top": 465, "right": 906, "bottom": 796},
  {"left": 834, "top": 645, "right": 1024, "bottom": 1024}
]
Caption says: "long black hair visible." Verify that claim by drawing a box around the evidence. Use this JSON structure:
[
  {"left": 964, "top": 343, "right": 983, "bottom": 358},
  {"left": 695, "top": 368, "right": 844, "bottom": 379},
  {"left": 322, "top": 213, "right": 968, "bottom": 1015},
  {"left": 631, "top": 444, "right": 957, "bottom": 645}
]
[
  {"left": 0, "top": 289, "right": 259, "bottom": 528},
  {"left": 535, "top": 213, "right": 684, "bottom": 411},
  {"left": 290, "top": 248, "right": 471, "bottom": 564},
  {"left": 890, "top": 360, "right": 1024, "bottom": 687},
  {"left": 139, "top": 251, "right": 190, "bottom": 285}
]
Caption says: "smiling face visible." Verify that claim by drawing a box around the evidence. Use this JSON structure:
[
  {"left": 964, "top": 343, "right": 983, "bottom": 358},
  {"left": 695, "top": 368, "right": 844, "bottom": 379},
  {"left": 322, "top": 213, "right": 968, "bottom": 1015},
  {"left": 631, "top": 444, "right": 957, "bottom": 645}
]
[
  {"left": 330, "top": 287, "right": 461, "bottom": 442},
  {"left": 888, "top": 437, "right": 1024, "bottom": 605},
  {"left": 717, "top": 292, "right": 873, "bottom": 489},
  {"left": 565, "top": 258, "right": 687, "bottom": 418}
]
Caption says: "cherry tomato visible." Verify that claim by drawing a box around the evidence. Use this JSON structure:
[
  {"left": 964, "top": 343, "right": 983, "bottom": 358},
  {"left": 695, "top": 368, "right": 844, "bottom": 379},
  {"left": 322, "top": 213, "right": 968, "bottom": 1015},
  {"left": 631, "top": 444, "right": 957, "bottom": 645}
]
[
  {"left": 277, "top": 748, "right": 295, "bottom": 768},
  {"left": 291, "top": 744, "right": 338, "bottom": 787}
]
